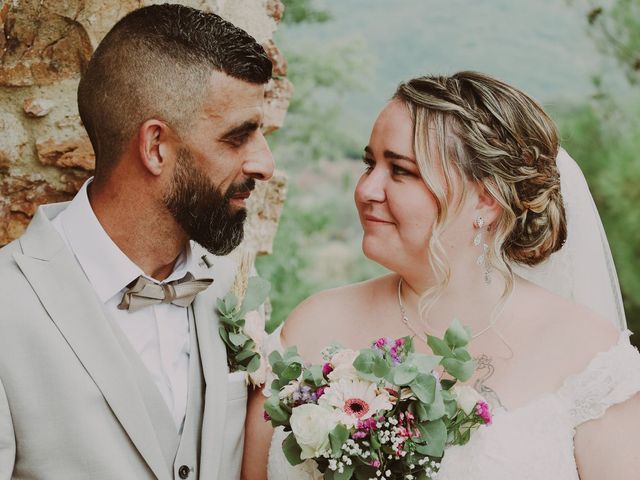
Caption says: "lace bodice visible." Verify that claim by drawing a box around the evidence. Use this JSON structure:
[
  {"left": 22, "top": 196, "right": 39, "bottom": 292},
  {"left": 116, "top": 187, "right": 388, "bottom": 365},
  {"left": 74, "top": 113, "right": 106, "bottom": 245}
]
[{"left": 266, "top": 331, "right": 640, "bottom": 480}]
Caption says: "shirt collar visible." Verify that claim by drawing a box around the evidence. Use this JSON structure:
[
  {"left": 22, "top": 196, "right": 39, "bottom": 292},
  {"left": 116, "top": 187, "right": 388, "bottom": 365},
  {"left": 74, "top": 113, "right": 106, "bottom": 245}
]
[{"left": 59, "top": 179, "right": 196, "bottom": 303}]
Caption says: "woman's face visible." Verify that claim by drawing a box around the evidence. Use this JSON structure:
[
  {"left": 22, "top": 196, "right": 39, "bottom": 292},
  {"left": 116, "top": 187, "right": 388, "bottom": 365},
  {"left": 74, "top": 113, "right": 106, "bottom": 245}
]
[
  {"left": 355, "top": 100, "right": 478, "bottom": 276},
  {"left": 355, "top": 100, "right": 438, "bottom": 272}
]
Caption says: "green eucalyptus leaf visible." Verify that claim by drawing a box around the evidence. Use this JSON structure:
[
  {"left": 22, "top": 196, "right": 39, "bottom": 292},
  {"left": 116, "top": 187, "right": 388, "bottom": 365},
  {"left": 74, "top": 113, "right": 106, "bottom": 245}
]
[
  {"left": 424, "top": 390, "right": 446, "bottom": 420},
  {"left": 444, "top": 319, "right": 471, "bottom": 348},
  {"left": 452, "top": 347, "right": 472, "bottom": 362},
  {"left": 281, "top": 362, "right": 303, "bottom": 381},
  {"left": 223, "top": 292, "right": 239, "bottom": 313},
  {"left": 247, "top": 353, "right": 261, "bottom": 373},
  {"left": 282, "top": 432, "right": 304, "bottom": 466},
  {"left": 303, "top": 364, "right": 324, "bottom": 386},
  {"left": 240, "top": 276, "right": 271, "bottom": 314},
  {"left": 440, "top": 379, "right": 456, "bottom": 390},
  {"left": 413, "top": 400, "right": 429, "bottom": 422},
  {"left": 444, "top": 398, "right": 458, "bottom": 418},
  {"left": 235, "top": 348, "right": 257, "bottom": 363},
  {"left": 353, "top": 349, "right": 377, "bottom": 374},
  {"left": 216, "top": 297, "right": 227, "bottom": 314},
  {"left": 218, "top": 325, "right": 230, "bottom": 344},
  {"left": 264, "top": 395, "right": 290, "bottom": 424},
  {"left": 268, "top": 350, "right": 284, "bottom": 368},
  {"left": 329, "top": 424, "right": 349, "bottom": 456},
  {"left": 409, "top": 353, "right": 443, "bottom": 373},
  {"left": 418, "top": 419, "right": 446, "bottom": 457},
  {"left": 442, "top": 358, "right": 475, "bottom": 382},
  {"left": 282, "top": 346, "right": 304, "bottom": 364},
  {"left": 427, "top": 335, "right": 454, "bottom": 357},
  {"left": 229, "top": 332, "right": 249, "bottom": 347},
  {"left": 370, "top": 433, "right": 381, "bottom": 450},
  {"left": 393, "top": 363, "right": 418, "bottom": 385},
  {"left": 410, "top": 373, "right": 436, "bottom": 403},
  {"left": 372, "top": 355, "right": 390, "bottom": 378}
]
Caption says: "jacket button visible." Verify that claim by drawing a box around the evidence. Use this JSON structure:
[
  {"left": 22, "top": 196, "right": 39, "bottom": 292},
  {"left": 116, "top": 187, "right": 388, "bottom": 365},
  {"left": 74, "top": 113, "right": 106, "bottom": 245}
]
[{"left": 178, "top": 465, "right": 190, "bottom": 479}]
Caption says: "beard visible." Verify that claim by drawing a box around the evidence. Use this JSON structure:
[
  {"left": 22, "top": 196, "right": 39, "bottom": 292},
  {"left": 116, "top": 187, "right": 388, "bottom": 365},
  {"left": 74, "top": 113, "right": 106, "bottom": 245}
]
[{"left": 163, "top": 147, "right": 254, "bottom": 256}]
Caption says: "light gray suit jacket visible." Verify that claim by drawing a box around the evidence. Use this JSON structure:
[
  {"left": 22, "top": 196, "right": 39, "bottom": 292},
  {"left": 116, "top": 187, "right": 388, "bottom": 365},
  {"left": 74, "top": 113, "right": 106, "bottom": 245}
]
[{"left": 0, "top": 203, "right": 248, "bottom": 479}]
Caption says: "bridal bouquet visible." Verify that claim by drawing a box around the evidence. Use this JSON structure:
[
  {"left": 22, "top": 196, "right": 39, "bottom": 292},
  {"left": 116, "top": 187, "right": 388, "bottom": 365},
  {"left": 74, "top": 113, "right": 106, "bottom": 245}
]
[{"left": 264, "top": 320, "right": 492, "bottom": 480}]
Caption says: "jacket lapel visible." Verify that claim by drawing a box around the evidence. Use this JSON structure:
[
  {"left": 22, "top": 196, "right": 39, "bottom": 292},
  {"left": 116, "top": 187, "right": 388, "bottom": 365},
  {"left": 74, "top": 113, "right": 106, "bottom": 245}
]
[
  {"left": 14, "top": 206, "right": 172, "bottom": 480},
  {"left": 191, "top": 253, "right": 238, "bottom": 478}
]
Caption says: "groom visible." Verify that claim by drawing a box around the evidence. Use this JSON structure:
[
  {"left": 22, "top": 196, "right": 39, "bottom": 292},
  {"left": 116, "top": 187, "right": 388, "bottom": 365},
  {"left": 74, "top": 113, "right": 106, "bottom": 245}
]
[{"left": 0, "top": 4, "right": 273, "bottom": 480}]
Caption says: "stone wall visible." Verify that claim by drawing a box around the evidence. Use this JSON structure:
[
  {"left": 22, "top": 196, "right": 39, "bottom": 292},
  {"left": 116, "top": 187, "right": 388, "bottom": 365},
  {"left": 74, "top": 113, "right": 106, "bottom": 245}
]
[{"left": 0, "top": 0, "right": 292, "bottom": 253}]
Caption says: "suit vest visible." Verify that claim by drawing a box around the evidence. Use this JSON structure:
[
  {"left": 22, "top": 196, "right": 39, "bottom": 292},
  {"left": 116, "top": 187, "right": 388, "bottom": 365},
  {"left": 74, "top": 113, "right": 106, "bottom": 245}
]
[{"left": 110, "top": 308, "right": 205, "bottom": 479}]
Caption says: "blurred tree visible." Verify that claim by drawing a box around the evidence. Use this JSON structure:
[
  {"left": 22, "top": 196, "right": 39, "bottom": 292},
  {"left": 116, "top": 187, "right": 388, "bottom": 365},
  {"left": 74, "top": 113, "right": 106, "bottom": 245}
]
[
  {"left": 279, "top": 0, "right": 332, "bottom": 24},
  {"left": 562, "top": 0, "right": 640, "bottom": 341},
  {"left": 582, "top": 0, "right": 640, "bottom": 84},
  {"left": 259, "top": 0, "right": 376, "bottom": 332}
]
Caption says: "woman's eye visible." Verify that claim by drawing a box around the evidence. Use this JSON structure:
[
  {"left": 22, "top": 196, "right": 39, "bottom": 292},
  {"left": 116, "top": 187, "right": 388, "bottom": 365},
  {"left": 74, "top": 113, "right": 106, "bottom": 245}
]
[
  {"left": 362, "top": 157, "right": 374, "bottom": 172},
  {"left": 392, "top": 164, "right": 412, "bottom": 176}
]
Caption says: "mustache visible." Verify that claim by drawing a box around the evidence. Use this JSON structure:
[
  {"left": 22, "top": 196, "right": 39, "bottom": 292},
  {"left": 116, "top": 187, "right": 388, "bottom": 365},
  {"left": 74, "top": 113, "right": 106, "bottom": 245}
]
[{"left": 225, "top": 178, "right": 256, "bottom": 199}]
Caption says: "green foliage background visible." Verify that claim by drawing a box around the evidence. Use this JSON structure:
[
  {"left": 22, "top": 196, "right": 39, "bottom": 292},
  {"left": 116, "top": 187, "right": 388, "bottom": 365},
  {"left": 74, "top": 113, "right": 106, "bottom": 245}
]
[{"left": 258, "top": 0, "right": 640, "bottom": 345}]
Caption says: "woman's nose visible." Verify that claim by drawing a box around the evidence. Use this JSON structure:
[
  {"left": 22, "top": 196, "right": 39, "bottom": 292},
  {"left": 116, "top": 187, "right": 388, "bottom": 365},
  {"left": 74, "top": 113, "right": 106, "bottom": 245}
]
[{"left": 355, "top": 168, "right": 386, "bottom": 203}]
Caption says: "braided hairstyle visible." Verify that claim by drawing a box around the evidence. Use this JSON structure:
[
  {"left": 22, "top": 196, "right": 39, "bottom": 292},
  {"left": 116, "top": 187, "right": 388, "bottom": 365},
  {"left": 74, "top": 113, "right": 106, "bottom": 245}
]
[{"left": 394, "top": 71, "right": 567, "bottom": 315}]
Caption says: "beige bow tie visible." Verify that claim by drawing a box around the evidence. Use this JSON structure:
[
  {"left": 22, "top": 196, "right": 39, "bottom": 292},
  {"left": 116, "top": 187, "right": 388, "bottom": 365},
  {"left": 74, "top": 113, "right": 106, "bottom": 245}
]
[{"left": 117, "top": 272, "right": 213, "bottom": 312}]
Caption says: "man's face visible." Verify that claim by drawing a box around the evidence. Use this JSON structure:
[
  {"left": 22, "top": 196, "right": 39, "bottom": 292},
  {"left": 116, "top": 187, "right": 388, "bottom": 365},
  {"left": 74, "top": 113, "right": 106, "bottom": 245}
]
[{"left": 163, "top": 71, "right": 274, "bottom": 254}]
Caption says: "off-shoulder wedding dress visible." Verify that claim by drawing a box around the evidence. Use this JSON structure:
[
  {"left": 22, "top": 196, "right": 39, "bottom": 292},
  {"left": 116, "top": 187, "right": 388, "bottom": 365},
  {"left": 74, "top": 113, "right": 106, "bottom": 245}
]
[
  {"left": 266, "top": 331, "right": 640, "bottom": 480},
  {"left": 265, "top": 150, "right": 639, "bottom": 479}
]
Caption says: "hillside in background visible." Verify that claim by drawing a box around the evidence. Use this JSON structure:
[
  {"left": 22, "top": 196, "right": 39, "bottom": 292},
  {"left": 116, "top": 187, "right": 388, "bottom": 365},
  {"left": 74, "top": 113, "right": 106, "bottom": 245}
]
[{"left": 260, "top": 0, "right": 639, "bottom": 342}]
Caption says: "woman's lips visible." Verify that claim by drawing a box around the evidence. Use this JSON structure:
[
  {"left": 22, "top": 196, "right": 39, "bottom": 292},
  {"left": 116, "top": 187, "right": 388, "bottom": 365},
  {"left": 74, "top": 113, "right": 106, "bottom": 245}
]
[{"left": 363, "top": 214, "right": 393, "bottom": 224}]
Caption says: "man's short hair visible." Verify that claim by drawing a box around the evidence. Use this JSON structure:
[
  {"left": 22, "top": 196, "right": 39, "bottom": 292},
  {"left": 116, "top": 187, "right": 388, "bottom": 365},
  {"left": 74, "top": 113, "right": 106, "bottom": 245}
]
[{"left": 77, "top": 4, "right": 272, "bottom": 179}]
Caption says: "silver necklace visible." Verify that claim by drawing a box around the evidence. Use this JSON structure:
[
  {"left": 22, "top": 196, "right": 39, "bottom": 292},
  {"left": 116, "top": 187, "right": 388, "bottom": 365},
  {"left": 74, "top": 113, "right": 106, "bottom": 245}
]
[
  {"left": 396, "top": 277, "right": 494, "bottom": 340},
  {"left": 397, "top": 277, "right": 428, "bottom": 341}
]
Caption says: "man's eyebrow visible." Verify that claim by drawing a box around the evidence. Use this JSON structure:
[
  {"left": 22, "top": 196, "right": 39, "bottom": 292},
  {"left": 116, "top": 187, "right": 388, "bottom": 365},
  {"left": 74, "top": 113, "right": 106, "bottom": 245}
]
[
  {"left": 220, "top": 121, "right": 260, "bottom": 139},
  {"left": 363, "top": 146, "right": 416, "bottom": 163}
]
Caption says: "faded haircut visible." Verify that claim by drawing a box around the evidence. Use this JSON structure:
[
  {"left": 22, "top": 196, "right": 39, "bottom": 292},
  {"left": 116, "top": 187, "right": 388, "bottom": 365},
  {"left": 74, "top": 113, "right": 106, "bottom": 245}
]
[{"left": 77, "top": 4, "right": 272, "bottom": 180}]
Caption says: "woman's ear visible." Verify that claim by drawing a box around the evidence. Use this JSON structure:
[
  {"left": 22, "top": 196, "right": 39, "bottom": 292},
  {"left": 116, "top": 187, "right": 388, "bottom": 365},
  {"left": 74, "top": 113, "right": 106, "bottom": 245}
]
[
  {"left": 473, "top": 182, "right": 502, "bottom": 226},
  {"left": 137, "top": 119, "right": 174, "bottom": 176}
]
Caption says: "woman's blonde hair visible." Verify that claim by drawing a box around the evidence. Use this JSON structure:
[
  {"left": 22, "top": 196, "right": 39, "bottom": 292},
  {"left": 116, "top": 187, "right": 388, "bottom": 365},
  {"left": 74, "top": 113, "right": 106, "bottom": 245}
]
[{"left": 394, "top": 71, "right": 567, "bottom": 324}]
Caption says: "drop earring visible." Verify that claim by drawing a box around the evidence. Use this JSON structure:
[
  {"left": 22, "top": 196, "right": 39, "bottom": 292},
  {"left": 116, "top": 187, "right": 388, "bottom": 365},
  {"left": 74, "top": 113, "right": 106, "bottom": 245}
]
[{"left": 473, "top": 216, "right": 492, "bottom": 285}]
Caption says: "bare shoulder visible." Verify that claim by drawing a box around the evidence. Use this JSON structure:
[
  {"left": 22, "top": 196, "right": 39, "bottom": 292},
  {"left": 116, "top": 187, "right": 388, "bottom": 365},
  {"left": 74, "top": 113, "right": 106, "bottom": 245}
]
[
  {"left": 512, "top": 277, "right": 622, "bottom": 380},
  {"left": 282, "top": 275, "right": 395, "bottom": 363}
]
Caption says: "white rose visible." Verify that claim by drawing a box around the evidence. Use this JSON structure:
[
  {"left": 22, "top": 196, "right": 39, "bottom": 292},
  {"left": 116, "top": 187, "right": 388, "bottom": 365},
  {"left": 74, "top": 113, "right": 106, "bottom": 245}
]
[
  {"left": 244, "top": 310, "right": 266, "bottom": 349},
  {"left": 327, "top": 349, "right": 359, "bottom": 382},
  {"left": 290, "top": 404, "right": 337, "bottom": 460},
  {"left": 451, "top": 385, "right": 485, "bottom": 415}
]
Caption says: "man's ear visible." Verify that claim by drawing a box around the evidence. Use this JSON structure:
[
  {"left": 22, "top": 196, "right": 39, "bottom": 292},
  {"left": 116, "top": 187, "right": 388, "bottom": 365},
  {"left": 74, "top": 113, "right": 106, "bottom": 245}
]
[
  {"left": 138, "top": 119, "right": 175, "bottom": 176},
  {"left": 473, "top": 182, "right": 502, "bottom": 226}
]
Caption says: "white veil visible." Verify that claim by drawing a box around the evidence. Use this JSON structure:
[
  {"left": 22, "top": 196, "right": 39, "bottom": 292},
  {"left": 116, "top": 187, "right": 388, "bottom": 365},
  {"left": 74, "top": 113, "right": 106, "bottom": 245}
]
[{"left": 511, "top": 148, "right": 627, "bottom": 331}]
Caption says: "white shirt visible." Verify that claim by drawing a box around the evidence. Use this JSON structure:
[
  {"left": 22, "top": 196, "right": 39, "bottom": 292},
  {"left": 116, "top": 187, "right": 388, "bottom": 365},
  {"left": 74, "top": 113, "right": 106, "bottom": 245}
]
[{"left": 51, "top": 179, "right": 193, "bottom": 432}]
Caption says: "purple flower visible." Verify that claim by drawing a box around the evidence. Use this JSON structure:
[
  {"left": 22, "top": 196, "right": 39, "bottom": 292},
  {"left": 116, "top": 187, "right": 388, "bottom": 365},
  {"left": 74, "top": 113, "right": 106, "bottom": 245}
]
[{"left": 322, "top": 362, "right": 334, "bottom": 376}]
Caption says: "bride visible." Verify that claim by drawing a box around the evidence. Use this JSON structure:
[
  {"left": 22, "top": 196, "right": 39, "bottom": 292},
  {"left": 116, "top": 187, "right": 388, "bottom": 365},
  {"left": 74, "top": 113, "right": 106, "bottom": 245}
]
[{"left": 242, "top": 71, "right": 640, "bottom": 479}]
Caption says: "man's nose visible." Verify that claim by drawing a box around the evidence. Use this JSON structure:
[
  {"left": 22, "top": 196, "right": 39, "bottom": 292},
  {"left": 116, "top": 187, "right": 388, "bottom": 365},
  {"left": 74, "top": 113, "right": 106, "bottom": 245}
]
[{"left": 243, "top": 132, "right": 274, "bottom": 181}]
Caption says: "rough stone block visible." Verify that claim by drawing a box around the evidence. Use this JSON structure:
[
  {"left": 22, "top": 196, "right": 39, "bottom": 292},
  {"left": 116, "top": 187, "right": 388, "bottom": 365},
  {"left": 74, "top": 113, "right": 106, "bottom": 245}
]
[
  {"left": 242, "top": 171, "right": 288, "bottom": 255},
  {"left": 263, "top": 77, "right": 293, "bottom": 134},
  {"left": 23, "top": 98, "right": 56, "bottom": 117}
]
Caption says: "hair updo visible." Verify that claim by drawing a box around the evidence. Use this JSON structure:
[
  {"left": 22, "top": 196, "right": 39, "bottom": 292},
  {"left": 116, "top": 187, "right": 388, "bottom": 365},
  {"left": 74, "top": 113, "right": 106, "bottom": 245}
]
[{"left": 394, "top": 71, "right": 567, "bottom": 272}]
